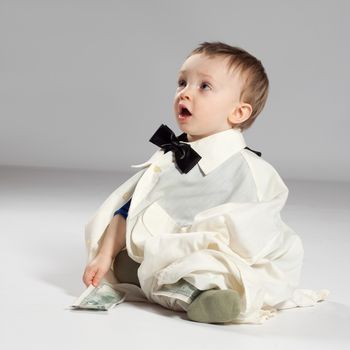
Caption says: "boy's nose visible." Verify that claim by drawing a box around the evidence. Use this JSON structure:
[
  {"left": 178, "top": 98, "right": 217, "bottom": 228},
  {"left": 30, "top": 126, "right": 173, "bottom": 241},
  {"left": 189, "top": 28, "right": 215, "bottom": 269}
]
[{"left": 179, "top": 84, "right": 195, "bottom": 99}]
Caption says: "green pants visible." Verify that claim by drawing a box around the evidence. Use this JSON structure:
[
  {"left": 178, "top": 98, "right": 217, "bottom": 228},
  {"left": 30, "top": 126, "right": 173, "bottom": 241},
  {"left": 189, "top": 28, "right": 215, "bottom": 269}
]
[
  {"left": 113, "top": 249, "right": 141, "bottom": 287},
  {"left": 113, "top": 249, "right": 241, "bottom": 323}
]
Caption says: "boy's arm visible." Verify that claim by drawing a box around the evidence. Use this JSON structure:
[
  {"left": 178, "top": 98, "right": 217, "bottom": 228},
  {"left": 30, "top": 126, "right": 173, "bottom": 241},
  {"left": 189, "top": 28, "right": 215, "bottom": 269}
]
[{"left": 97, "top": 214, "right": 126, "bottom": 259}]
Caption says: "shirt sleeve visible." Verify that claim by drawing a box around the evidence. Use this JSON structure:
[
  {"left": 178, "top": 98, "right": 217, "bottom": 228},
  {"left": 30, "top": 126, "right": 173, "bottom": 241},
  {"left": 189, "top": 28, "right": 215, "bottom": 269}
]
[
  {"left": 190, "top": 180, "right": 293, "bottom": 265},
  {"left": 113, "top": 197, "right": 132, "bottom": 219}
]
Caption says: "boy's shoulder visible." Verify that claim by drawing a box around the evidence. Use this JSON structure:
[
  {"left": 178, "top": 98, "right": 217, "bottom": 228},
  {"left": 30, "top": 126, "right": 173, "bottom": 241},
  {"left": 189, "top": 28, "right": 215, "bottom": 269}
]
[
  {"left": 240, "top": 147, "right": 280, "bottom": 175},
  {"left": 239, "top": 148, "right": 288, "bottom": 201}
]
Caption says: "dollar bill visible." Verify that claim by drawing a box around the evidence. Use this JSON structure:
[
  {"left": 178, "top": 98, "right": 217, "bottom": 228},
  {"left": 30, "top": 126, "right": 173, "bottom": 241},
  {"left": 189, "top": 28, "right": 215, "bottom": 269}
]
[
  {"left": 153, "top": 278, "right": 203, "bottom": 304},
  {"left": 69, "top": 282, "right": 126, "bottom": 311}
]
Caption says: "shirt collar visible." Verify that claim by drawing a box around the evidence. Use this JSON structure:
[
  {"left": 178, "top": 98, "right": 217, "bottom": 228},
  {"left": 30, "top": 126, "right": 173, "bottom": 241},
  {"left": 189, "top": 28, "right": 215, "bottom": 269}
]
[
  {"left": 131, "top": 128, "right": 247, "bottom": 175},
  {"left": 176, "top": 128, "right": 247, "bottom": 175}
]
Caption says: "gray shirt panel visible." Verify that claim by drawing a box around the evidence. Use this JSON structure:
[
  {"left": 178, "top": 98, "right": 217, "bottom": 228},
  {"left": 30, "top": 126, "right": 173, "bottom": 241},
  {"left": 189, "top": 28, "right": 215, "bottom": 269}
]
[{"left": 144, "top": 151, "right": 258, "bottom": 226}]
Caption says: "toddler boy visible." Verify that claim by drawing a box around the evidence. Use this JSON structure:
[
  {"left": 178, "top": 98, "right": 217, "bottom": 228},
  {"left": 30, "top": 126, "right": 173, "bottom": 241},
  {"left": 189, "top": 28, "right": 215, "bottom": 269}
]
[{"left": 82, "top": 41, "right": 328, "bottom": 324}]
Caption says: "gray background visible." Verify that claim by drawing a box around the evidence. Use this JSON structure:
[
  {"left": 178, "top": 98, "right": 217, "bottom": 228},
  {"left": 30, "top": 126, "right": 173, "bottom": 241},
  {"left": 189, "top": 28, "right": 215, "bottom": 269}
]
[{"left": 1, "top": 0, "right": 349, "bottom": 181}]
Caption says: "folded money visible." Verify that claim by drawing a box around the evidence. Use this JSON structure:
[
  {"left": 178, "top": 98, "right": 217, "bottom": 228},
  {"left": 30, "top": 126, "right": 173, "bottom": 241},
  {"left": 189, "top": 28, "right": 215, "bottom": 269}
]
[
  {"left": 69, "top": 282, "right": 126, "bottom": 311},
  {"left": 153, "top": 278, "right": 203, "bottom": 304}
]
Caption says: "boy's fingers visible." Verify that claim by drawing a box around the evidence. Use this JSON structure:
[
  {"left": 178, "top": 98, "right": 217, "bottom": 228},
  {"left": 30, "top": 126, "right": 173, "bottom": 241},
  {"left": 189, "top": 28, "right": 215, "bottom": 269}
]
[
  {"left": 93, "top": 269, "right": 104, "bottom": 287},
  {"left": 83, "top": 268, "right": 96, "bottom": 286}
]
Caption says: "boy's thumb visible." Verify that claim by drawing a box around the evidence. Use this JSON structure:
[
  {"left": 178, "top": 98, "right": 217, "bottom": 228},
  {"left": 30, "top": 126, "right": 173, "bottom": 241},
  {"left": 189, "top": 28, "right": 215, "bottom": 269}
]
[{"left": 93, "top": 270, "right": 103, "bottom": 287}]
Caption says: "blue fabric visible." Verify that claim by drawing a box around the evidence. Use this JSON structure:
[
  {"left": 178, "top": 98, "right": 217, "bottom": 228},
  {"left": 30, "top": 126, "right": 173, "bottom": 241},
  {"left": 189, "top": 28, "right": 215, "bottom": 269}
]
[{"left": 113, "top": 198, "right": 132, "bottom": 219}]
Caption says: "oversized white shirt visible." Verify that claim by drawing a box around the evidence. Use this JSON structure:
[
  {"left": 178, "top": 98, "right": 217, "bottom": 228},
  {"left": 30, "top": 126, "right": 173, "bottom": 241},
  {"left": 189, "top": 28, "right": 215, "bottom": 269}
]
[{"left": 84, "top": 127, "right": 329, "bottom": 324}]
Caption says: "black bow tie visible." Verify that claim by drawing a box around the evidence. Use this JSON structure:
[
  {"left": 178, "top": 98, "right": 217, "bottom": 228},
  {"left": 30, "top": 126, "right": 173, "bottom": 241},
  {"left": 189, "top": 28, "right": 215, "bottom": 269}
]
[{"left": 149, "top": 124, "right": 202, "bottom": 174}]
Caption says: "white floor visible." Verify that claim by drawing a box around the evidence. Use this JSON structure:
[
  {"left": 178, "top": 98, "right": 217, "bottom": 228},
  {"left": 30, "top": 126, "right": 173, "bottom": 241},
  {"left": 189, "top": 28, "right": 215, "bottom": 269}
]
[{"left": 0, "top": 165, "right": 349, "bottom": 350}]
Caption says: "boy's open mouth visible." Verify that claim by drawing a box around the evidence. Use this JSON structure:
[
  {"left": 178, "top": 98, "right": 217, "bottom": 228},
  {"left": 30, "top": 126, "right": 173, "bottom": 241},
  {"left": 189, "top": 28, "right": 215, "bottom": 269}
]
[{"left": 178, "top": 104, "right": 192, "bottom": 119}]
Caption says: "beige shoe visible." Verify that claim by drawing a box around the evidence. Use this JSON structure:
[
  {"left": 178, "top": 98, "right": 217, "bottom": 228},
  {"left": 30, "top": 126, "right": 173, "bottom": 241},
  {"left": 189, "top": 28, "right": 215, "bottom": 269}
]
[{"left": 186, "top": 289, "right": 241, "bottom": 324}]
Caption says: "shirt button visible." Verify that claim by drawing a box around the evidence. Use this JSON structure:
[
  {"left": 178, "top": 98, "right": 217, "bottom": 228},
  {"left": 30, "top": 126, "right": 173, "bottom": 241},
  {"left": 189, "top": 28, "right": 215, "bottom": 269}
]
[
  {"left": 122, "top": 191, "right": 130, "bottom": 200},
  {"left": 153, "top": 165, "right": 162, "bottom": 173}
]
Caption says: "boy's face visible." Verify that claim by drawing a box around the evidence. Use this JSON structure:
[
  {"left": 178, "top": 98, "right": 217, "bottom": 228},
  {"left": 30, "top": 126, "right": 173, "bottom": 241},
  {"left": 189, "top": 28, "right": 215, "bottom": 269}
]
[{"left": 173, "top": 53, "right": 251, "bottom": 142}]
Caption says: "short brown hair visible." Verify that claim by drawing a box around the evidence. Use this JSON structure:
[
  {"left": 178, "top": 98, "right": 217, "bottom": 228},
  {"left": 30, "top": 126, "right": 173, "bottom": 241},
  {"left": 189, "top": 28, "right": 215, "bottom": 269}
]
[{"left": 187, "top": 41, "right": 269, "bottom": 131}]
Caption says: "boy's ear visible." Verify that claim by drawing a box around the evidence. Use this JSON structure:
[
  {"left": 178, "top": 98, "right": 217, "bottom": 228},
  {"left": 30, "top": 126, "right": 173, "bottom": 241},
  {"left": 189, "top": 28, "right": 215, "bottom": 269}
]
[{"left": 228, "top": 102, "right": 252, "bottom": 125}]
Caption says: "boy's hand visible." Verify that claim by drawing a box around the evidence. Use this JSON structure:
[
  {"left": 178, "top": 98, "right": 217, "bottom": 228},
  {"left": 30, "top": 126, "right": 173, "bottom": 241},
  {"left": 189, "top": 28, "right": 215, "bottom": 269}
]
[{"left": 82, "top": 253, "right": 114, "bottom": 288}]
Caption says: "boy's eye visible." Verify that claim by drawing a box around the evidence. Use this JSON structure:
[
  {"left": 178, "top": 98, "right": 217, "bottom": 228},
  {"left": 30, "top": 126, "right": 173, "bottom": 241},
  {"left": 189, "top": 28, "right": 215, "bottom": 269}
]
[
  {"left": 177, "top": 79, "right": 211, "bottom": 90},
  {"left": 200, "top": 82, "right": 211, "bottom": 90}
]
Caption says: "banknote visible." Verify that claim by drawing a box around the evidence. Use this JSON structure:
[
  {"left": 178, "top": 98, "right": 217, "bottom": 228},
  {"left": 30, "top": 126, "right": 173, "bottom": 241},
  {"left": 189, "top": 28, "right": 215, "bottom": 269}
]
[
  {"left": 153, "top": 278, "right": 203, "bottom": 304},
  {"left": 69, "top": 282, "right": 126, "bottom": 311}
]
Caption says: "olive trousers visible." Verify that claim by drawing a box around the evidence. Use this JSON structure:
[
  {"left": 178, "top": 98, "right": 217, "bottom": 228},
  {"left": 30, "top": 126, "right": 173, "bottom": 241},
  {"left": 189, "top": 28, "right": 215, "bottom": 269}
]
[{"left": 113, "top": 249, "right": 141, "bottom": 287}]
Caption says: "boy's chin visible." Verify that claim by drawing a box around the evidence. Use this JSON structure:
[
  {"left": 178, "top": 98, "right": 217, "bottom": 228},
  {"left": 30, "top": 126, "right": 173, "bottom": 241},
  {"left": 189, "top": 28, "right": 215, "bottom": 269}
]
[{"left": 176, "top": 122, "right": 190, "bottom": 131}]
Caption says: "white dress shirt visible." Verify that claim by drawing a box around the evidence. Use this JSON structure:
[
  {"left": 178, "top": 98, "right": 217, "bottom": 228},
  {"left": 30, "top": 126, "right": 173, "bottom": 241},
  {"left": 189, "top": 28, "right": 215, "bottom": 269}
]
[{"left": 84, "top": 127, "right": 329, "bottom": 324}]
